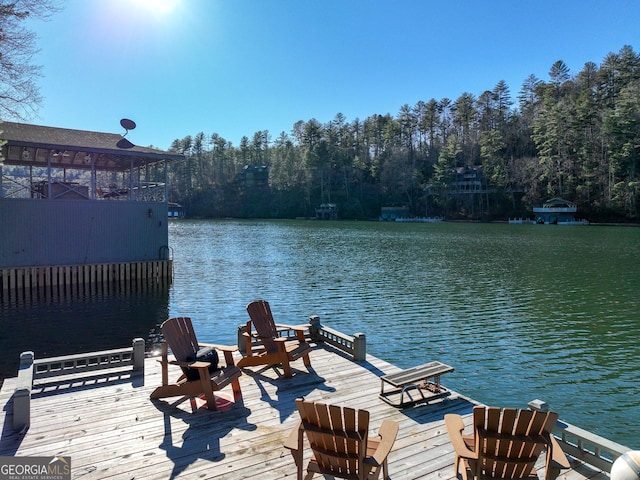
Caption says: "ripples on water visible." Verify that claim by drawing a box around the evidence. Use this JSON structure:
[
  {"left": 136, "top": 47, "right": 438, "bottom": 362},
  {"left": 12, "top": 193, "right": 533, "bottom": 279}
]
[
  {"left": 168, "top": 220, "right": 639, "bottom": 447},
  {"left": 1, "top": 219, "right": 638, "bottom": 448}
]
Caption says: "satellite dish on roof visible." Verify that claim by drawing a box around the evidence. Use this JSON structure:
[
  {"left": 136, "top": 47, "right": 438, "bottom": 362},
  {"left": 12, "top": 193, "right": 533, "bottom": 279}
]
[
  {"left": 120, "top": 118, "right": 137, "bottom": 131},
  {"left": 117, "top": 118, "right": 137, "bottom": 149}
]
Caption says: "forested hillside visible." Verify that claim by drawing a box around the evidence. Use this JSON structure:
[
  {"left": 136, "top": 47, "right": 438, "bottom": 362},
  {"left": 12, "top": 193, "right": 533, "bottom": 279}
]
[{"left": 166, "top": 45, "right": 640, "bottom": 222}]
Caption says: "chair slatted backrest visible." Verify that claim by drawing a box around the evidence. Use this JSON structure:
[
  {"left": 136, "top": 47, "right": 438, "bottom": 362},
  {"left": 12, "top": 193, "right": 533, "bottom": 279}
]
[
  {"left": 296, "top": 398, "right": 370, "bottom": 479},
  {"left": 161, "top": 317, "right": 199, "bottom": 370},
  {"left": 473, "top": 406, "right": 557, "bottom": 480},
  {"left": 246, "top": 300, "right": 280, "bottom": 354}
]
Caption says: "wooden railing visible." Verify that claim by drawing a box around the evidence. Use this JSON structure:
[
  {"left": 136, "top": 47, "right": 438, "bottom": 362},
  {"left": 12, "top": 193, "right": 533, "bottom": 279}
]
[
  {"left": 0, "top": 260, "right": 172, "bottom": 302},
  {"left": 11, "top": 325, "right": 629, "bottom": 475},
  {"left": 13, "top": 338, "right": 145, "bottom": 432},
  {"left": 528, "top": 399, "right": 630, "bottom": 473},
  {"left": 307, "top": 315, "right": 366, "bottom": 361},
  {"left": 236, "top": 315, "right": 367, "bottom": 362}
]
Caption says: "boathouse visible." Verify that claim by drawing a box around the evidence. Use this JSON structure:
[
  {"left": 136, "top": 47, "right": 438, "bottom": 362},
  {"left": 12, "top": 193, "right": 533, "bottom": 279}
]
[
  {"left": 315, "top": 203, "right": 338, "bottom": 220},
  {"left": 168, "top": 202, "right": 185, "bottom": 218},
  {"left": 0, "top": 121, "right": 184, "bottom": 300},
  {"left": 533, "top": 198, "right": 587, "bottom": 224},
  {"left": 380, "top": 205, "right": 410, "bottom": 221}
]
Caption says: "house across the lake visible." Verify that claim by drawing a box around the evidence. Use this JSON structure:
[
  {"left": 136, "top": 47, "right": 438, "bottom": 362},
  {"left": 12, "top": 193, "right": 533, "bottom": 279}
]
[{"left": 238, "top": 164, "right": 269, "bottom": 188}]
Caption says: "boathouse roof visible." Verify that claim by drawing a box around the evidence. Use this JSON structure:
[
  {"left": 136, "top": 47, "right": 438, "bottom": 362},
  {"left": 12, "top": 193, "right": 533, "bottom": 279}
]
[
  {"left": 542, "top": 197, "right": 576, "bottom": 209},
  {"left": 0, "top": 121, "right": 183, "bottom": 171}
]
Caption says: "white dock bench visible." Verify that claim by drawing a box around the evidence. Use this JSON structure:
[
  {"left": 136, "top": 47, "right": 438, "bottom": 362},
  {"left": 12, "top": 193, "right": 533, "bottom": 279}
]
[{"left": 379, "top": 361, "right": 454, "bottom": 407}]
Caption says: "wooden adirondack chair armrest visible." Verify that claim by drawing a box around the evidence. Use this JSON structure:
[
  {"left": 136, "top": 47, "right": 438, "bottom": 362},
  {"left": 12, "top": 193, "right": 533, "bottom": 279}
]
[
  {"left": 239, "top": 332, "right": 257, "bottom": 357},
  {"left": 271, "top": 336, "right": 290, "bottom": 353},
  {"left": 445, "top": 414, "right": 477, "bottom": 460},
  {"left": 199, "top": 343, "right": 237, "bottom": 352},
  {"left": 549, "top": 435, "right": 570, "bottom": 469},
  {"left": 271, "top": 322, "right": 305, "bottom": 336},
  {"left": 543, "top": 435, "right": 570, "bottom": 480},
  {"left": 291, "top": 326, "right": 309, "bottom": 343},
  {"left": 284, "top": 420, "right": 305, "bottom": 479},
  {"left": 284, "top": 420, "right": 304, "bottom": 452},
  {"left": 167, "top": 360, "right": 212, "bottom": 374},
  {"left": 368, "top": 419, "right": 399, "bottom": 466},
  {"left": 197, "top": 343, "right": 240, "bottom": 366},
  {"left": 276, "top": 323, "right": 308, "bottom": 331},
  {"left": 167, "top": 359, "right": 187, "bottom": 367},
  {"left": 275, "top": 323, "right": 308, "bottom": 338},
  {"left": 206, "top": 344, "right": 241, "bottom": 367},
  {"left": 223, "top": 350, "right": 237, "bottom": 367},
  {"left": 274, "top": 322, "right": 293, "bottom": 329},
  {"left": 181, "top": 360, "right": 211, "bottom": 369}
]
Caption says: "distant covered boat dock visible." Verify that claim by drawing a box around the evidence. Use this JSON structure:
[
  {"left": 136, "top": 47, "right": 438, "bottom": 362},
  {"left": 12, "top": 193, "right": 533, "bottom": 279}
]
[
  {"left": 533, "top": 198, "right": 589, "bottom": 225},
  {"left": 0, "top": 121, "right": 184, "bottom": 301}
]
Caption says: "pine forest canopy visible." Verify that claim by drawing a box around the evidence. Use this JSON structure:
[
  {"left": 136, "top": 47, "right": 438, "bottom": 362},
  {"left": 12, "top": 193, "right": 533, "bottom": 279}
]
[{"left": 141, "top": 45, "right": 640, "bottom": 222}]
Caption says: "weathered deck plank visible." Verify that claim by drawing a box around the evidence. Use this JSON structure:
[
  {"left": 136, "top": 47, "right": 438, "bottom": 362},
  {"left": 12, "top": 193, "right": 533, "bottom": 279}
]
[{"left": 0, "top": 343, "right": 595, "bottom": 480}]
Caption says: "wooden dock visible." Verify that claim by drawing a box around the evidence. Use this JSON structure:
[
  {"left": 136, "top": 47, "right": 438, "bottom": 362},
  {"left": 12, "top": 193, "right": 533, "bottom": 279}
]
[{"left": 0, "top": 344, "right": 608, "bottom": 480}]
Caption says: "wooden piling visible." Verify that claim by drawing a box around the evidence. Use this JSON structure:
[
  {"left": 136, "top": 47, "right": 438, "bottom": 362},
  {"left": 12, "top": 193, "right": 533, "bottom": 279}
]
[{"left": 0, "top": 260, "right": 172, "bottom": 302}]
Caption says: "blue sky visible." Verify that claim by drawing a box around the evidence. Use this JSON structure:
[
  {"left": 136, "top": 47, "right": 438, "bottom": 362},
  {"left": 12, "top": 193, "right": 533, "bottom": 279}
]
[{"left": 27, "top": 0, "right": 640, "bottom": 150}]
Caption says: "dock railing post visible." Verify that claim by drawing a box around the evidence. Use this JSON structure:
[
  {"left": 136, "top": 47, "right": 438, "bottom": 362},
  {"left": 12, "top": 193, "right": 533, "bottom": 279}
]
[
  {"left": 308, "top": 315, "right": 321, "bottom": 342},
  {"left": 132, "top": 338, "right": 145, "bottom": 372},
  {"left": 13, "top": 351, "right": 34, "bottom": 432},
  {"left": 353, "top": 333, "right": 366, "bottom": 361},
  {"left": 238, "top": 324, "right": 247, "bottom": 354},
  {"left": 527, "top": 399, "right": 549, "bottom": 411}
]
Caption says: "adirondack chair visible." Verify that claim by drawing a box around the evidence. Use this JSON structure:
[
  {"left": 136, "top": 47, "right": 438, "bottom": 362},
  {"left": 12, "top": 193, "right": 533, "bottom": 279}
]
[
  {"left": 284, "top": 398, "right": 399, "bottom": 480},
  {"left": 150, "top": 317, "right": 242, "bottom": 411},
  {"left": 445, "top": 406, "right": 570, "bottom": 480},
  {"left": 237, "top": 300, "right": 311, "bottom": 378}
]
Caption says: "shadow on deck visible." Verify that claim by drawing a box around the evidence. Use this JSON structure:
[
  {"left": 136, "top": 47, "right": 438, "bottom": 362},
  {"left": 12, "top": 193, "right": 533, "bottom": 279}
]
[{"left": 0, "top": 343, "right": 609, "bottom": 480}]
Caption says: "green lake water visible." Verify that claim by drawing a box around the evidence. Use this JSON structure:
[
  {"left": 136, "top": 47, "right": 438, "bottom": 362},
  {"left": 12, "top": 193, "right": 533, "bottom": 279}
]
[{"left": 2, "top": 219, "right": 638, "bottom": 448}]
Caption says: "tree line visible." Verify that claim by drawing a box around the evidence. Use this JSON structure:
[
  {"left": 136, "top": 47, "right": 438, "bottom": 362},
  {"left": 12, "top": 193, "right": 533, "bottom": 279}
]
[{"left": 167, "top": 45, "right": 640, "bottom": 222}]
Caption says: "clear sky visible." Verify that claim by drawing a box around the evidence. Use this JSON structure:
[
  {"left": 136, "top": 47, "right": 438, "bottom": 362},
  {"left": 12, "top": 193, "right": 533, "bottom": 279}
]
[{"left": 26, "top": 0, "right": 640, "bottom": 150}]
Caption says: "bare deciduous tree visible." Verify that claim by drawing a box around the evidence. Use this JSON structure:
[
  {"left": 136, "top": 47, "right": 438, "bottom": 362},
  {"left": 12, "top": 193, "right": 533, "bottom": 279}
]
[{"left": 0, "top": 0, "right": 61, "bottom": 119}]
